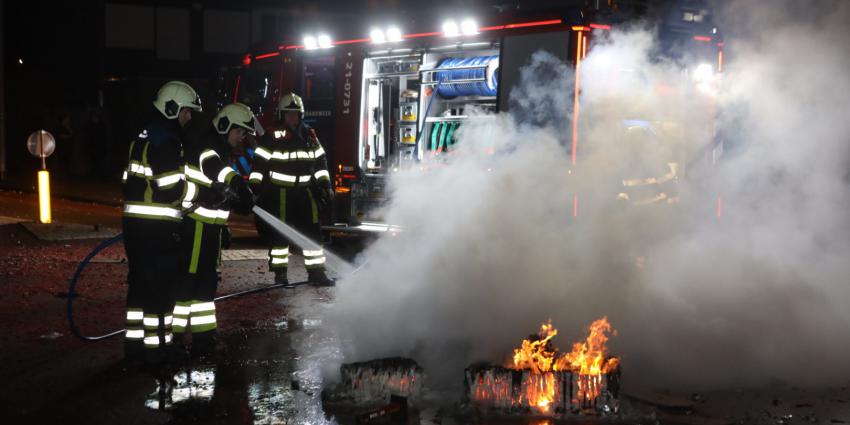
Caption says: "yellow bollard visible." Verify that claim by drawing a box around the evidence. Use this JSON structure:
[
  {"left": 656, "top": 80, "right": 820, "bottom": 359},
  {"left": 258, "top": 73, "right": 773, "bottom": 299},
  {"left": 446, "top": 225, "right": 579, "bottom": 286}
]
[
  {"left": 26, "top": 130, "right": 56, "bottom": 224},
  {"left": 37, "top": 170, "right": 51, "bottom": 223}
]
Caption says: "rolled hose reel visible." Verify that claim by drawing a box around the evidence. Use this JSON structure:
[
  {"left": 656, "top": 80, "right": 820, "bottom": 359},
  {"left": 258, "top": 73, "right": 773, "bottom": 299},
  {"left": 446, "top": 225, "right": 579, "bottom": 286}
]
[{"left": 433, "top": 55, "right": 499, "bottom": 98}]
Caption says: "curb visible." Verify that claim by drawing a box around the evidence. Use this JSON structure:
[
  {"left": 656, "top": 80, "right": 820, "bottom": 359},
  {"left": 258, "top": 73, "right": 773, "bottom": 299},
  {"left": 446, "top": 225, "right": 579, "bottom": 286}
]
[{"left": 0, "top": 181, "right": 123, "bottom": 208}]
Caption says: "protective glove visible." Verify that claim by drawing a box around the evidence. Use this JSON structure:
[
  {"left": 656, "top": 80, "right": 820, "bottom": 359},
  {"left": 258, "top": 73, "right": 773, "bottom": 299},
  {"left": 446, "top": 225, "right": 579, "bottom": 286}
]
[
  {"left": 250, "top": 180, "right": 269, "bottom": 204},
  {"left": 316, "top": 186, "right": 334, "bottom": 209},
  {"left": 211, "top": 182, "right": 237, "bottom": 203},
  {"left": 232, "top": 183, "right": 255, "bottom": 215}
]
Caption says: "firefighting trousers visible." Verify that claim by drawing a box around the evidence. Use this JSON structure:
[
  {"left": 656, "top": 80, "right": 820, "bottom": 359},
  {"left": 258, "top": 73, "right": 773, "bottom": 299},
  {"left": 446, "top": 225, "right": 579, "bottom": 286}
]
[
  {"left": 254, "top": 187, "right": 326, "bottom": 272},
  {"left": 173, "top": 217, "right": 222, "bottom": 338},
  {"left": 122, "top": 216, "right": 180, "bottom": 350}
]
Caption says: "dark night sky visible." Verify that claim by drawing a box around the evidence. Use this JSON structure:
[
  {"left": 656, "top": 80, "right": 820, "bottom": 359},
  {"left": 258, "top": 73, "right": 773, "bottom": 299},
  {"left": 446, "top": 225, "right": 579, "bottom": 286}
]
[
  {"left": 1, "top": 3, "right": 582, "bottom": 108},
  {"left": 6, "top": 2, "right": 103, "bottom": 105},
  {"left": 0, "top": 0, "right": 645, "bottom": 176},
  {"left": 4, "top": 0, "right": 582, "bottom": 103}
]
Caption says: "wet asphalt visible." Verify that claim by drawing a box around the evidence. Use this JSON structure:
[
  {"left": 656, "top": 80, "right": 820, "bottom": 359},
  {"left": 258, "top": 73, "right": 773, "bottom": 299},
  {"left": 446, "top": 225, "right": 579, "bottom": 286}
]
[{"left": 17, "top": 278, "right": 638, "bottom": 425}]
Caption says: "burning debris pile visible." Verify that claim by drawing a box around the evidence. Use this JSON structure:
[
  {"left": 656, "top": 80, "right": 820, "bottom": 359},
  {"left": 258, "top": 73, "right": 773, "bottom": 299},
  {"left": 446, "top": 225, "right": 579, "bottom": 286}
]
[
  {"left": 324, "top": 319, "right": 619, "bottom": 420},
  {"left": 324, "top": 357, "right": 424, "bottom": 405},
  {"left": 464, "top": 317, "right": 620, "bottom": 416}
]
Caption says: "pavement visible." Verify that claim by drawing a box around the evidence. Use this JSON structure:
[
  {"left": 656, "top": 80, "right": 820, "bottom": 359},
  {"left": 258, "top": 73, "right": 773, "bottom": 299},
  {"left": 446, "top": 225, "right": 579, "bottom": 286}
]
[
  {"left": 0, "top": 219, "right": 304, "bottom": 422},
  {"left": 0, "top": 171, "right": 124, "bottom": 207},
  {"left": 1, "top": 186, "right": 850, "bottom": 424}
]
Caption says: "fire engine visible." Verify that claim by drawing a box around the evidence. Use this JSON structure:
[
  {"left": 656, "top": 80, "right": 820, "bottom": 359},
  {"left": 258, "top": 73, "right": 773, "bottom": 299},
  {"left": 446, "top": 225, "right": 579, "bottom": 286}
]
[{"left": 218, "top": 1, "right": 724, "bottom": 239}]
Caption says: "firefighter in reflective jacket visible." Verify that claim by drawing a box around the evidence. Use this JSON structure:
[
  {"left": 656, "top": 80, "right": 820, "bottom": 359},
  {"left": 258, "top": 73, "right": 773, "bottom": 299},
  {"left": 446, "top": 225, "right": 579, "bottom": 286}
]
[
  {"left": 121, "top": 81, "right": 201, "bottom": 363},
  {"left": 174, "top": 103, "right": 255, "bottom": 357},
  {"left": 249, "top": 93, "right": 335, "bottom": 286},
  {"left": 615, "top": 125, "right": 680, "bottom": 206}
]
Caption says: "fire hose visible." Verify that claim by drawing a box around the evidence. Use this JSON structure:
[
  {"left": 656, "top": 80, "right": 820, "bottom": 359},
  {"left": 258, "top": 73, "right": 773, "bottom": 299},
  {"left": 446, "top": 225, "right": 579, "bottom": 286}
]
[
  {"left": 67, "top": 202, "right": 359, "bottom": 342},
  {"left": 430, "top": 121, "right": 459, "bottom": 154},
  {"left": 65, "top": 232, "right": 301, "bottom": 342},
  {"left": 433, "top": 55, "right": 499, "bottom": 98}
]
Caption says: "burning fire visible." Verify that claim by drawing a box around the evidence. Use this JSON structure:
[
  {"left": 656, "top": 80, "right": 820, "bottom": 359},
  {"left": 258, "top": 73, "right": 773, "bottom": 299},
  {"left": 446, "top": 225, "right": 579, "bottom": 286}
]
[
  {"left": 509, "top": 317, "right": 619, "bottom": 413},
  {"left": 560, "top": 317, "right": 620, "bottom": 375}
]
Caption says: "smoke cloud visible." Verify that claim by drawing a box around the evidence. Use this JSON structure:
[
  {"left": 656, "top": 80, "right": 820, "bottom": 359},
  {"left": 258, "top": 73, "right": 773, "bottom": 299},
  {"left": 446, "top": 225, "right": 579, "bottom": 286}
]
[{"left": 326, "top": 0, "right": 850, "bottom": 391}]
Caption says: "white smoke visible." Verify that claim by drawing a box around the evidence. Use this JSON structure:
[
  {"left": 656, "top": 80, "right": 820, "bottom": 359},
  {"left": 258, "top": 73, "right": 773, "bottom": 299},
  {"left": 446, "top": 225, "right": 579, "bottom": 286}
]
[{"left": 327, "top": 0, "right": 850, "bottom": 391}]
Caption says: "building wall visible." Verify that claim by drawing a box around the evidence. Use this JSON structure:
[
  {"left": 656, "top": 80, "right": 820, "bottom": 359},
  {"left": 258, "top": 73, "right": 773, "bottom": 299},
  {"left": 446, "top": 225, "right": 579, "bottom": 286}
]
[{"left": 104, "top": 2, "right": 265, "bottom": 79}]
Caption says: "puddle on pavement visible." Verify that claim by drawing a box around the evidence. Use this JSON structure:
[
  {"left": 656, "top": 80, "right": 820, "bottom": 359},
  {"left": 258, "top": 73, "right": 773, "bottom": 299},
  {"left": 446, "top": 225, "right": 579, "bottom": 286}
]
[
  {"left": 135, "top": 292, "right": 344, "bottom": 425},
  {"left": 275, "top": 318, "right": 324, "bottom": 332},
  {"left": 147, "top": 326, "right": 625, "bottom": 425},
  {"left": 141, "top": 289, "right": 625, "bottom": 425}
]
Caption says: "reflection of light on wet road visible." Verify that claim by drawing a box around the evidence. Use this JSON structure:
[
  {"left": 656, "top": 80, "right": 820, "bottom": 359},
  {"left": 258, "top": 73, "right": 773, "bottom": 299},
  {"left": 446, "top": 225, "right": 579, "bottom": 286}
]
[
  {"left": 173, "top": 367, "right": 216, "bottom": 403},
  {"left": 143, "top": 288, "right": 345, "bottom": 423},
  {"left": 247, "top": 381, "right": 297, "bottom": 424},
  {"left": 145, "top": 365, "right": 216, "bottom": 410},
  {"left": 246, "top": 289, "right": 342, "bottom": 424},
  {"left": 301, "top": 319, "right": 323, "bottom": 329},
  {"left": 139, "top": 284, "right": 622, "bottom": 424},
  {"left": 275, "top": 318, "right": 324, "bottom": 331},
  {"left": 145, "top": 377, "right": 174, "bottom": 411}
]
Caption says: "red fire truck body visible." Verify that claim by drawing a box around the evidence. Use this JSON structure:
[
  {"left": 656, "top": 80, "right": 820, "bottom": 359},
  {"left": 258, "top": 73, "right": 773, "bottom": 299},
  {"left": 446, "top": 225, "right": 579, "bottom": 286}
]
[{"left": 226, "top": 3, "right": 723, "bottom": 238}]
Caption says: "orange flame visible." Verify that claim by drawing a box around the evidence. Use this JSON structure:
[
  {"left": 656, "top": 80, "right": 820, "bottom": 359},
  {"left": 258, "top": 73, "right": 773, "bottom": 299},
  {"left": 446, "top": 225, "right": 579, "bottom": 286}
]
[
  {"left": 512, "top": 322, "right": 559, "bottom": 373},
  {"left": 507, "top": 317, "right": 619, "bottom": 413},
  {"left": 558, "top": 316, "right": 619, "bottom": 375},
  {"left": 522, "top": 371, "right": 559, "bottom": 413}
]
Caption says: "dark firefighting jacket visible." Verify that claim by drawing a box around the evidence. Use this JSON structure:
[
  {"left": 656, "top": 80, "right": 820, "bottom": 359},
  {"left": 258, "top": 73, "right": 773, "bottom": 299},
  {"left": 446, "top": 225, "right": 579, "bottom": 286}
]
[
  {"left": 248, "top": 121, "right": 331, "bottom": 196},
  {"left": 182, "top": 128, "right": 253, "bottom": 225},
  {"left": 122, "top": 116, "right": 189, "bottom": 222}
]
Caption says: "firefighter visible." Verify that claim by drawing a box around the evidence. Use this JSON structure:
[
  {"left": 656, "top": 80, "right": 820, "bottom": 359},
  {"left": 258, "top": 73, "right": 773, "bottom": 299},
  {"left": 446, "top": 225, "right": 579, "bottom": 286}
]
[
  {"left": 122, "top": 81, "right": 201, "bottom": 363},
  {"left": 615, "top": 124, "right": 680, "bottom": 206},
  {"left": 229, "top": 132, "right": 256, "bottom": 182},
  {"left": 249, "top": 93, "right": 335, "bottom": 286},
  {"left": 227, "top": 113, "right": 263, "bottom": 182},
  {"left": 174, "top": 103, "right": 255, "bottom": 357}
]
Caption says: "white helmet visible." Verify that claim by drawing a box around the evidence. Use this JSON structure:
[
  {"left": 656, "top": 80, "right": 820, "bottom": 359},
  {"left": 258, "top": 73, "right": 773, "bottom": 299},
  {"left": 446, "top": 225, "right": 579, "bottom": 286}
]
[
  {"left": 277, "top": 92, "right": 305, "bottom": 115},
  {"left": 213, "top": 103, "right": 257, "bottom": 135},
  {"left": 153, "top": 81, "right": 202, "bottom": 119}
]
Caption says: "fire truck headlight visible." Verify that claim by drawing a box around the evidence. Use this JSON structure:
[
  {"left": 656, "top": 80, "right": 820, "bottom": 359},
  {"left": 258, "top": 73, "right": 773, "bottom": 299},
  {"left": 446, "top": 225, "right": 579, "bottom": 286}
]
[
  {"left": 304, "top": 35, "right": 318, "bottom": 50},
  {"left": 318, "top": 34, "right": 333, "bottom": 49},
  {"left": 370, "top": 28, "right": 386, "bottom": 44},
  {"left": 461, "top": 19, "right": 478, "bottom": 35},
  {"left": 443, "top": 20, "right": 460, "bottom": 37},
  {"left": 387, "top": 27, "right": 403, "bottom": 42},
  {"left": 693, "top": 63, "right": 714, "bottom": 83}
]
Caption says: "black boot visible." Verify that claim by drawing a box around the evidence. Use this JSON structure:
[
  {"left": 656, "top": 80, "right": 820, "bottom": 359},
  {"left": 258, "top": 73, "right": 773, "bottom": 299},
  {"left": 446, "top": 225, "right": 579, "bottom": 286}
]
[
  {"left": 274, "top": 270, "right": 294, "bottom": 287},
  {"left": 308, "top": 269, "right": 335, "bottom": 287},
  {"left": 124, "top": 340, "right": 145, "bottom": 362},
  {"left": 144, "top": 347, "right": 165, "bottom": 367},
  {"left": 164, "top": 342, "right": 190, "bottom": 364},
  {"left": 191, "top": 332, "right": 218, "bottom": 361}
]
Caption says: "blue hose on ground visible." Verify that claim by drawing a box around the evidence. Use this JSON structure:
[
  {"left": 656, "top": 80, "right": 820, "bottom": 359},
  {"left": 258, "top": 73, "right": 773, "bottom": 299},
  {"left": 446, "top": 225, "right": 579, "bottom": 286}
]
[
  {"left": 67, "top": 233, "right": 126, "bottom": 341},
  {"left": 67, "top": 233, "right": 299, "bottom": 342}
]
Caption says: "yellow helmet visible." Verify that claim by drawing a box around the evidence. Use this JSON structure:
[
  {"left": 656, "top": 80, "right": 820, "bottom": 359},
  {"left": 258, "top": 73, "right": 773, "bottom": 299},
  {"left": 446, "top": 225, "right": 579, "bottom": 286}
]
[
  {"left": 277, "top": 92, "right": 305, "bottom": 115},
  {"left": 153, "top": 81, "right": 202, "bottom": 119},
  {"left": 213, "top": 103, "right": 257, "bottom": 135}
]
